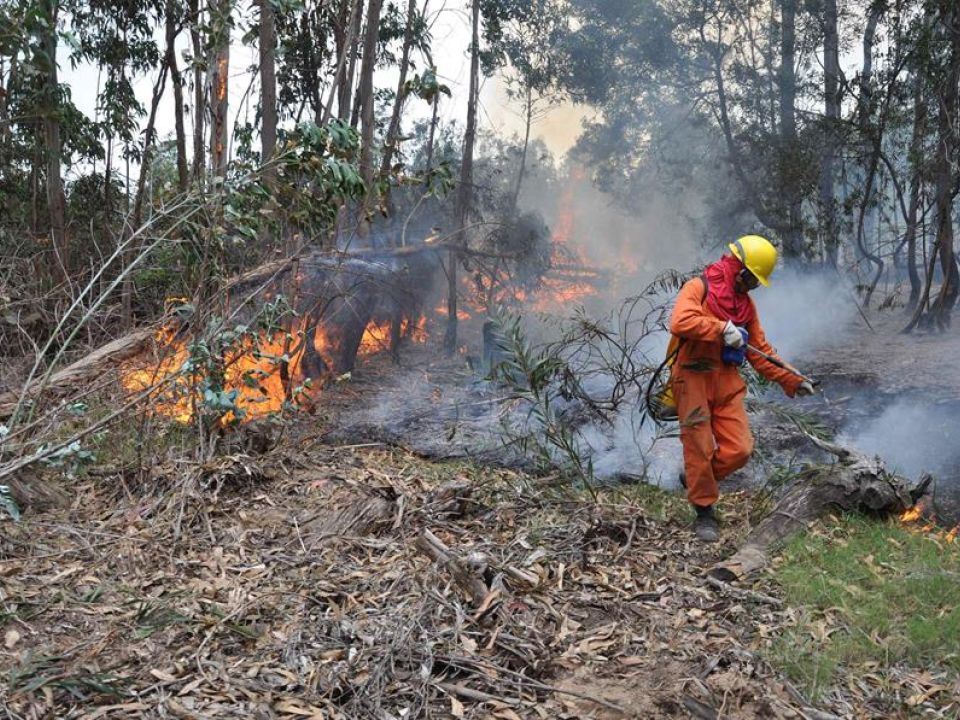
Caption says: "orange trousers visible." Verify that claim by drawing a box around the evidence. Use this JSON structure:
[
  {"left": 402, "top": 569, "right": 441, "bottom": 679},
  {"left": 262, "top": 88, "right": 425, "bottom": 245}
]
[{"left": 673, "top": 365, "right": 754, "bottom": 508}]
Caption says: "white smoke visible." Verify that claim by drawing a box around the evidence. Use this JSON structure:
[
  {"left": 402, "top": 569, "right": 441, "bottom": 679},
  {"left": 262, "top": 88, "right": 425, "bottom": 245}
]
[
  {"left": 750, "top": 268, "right": 860, "bottom": 363},
  {"left": 840, "top": 398, "right": 960, "bottom": 481}
]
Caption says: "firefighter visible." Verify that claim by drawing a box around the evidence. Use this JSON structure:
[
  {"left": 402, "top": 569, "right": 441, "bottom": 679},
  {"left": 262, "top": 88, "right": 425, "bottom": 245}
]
[{"left": 670, "top": 235, "right": 815, "bottom": 543}]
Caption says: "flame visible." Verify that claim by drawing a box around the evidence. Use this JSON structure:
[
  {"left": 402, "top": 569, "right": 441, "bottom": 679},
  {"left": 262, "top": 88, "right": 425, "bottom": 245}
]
[
  {"left": 900, "top": 505, "right": 923, "bottom": 523},
  {"left": 123, "top": 314, "right": 426, "bottom": 424},
  {"left": 898, "top": 499, "right": 960, "bottom": 546}
]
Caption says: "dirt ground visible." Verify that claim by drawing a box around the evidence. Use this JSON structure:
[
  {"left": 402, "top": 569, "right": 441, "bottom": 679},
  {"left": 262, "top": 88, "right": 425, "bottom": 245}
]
[{"left": 802, "top": 307, "right": 960, "bottom": 400}]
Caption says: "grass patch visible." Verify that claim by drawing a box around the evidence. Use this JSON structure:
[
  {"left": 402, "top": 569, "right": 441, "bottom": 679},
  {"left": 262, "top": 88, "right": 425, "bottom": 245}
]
[
  {"left": 769, "top": 514, "right": 960, "bottom": 698},
  {"left": 605, "top": 481, "right": 689, "bottom": 523}
]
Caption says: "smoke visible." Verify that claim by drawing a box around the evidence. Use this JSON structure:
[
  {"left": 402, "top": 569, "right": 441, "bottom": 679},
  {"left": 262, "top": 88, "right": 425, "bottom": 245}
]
[
  {"left": 577, "top": 406, "right": 683, "bottom": 487},
  {"left": 750, "top": 268, "right": 860, "bottom": 362},
  {"left": 840, "top": 397, "right": 960, "bottom": 483}
]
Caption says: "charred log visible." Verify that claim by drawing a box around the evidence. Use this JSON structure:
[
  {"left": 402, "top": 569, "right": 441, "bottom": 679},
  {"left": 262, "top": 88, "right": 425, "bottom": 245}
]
[{"left": 709, "top": 438, "right": 921, "bottom": 582}]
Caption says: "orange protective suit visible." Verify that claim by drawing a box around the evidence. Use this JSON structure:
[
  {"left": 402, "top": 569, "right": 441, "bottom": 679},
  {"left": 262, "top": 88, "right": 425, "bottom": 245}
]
[{"left": 669, "top": 277, "right": 802, "bottom": 508}]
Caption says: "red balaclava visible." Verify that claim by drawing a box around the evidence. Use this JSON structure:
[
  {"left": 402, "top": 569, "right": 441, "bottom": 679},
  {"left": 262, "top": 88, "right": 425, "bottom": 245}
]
[{"left": 703, "top": 254, "right": 755, "bottom": 326}]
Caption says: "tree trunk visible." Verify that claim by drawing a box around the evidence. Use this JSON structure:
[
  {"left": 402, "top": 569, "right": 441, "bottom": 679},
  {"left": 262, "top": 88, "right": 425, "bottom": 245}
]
[
  {"left": 41, "top": 0, "right": 68, "bottom": 285},
  {"left": 0, "top": 57, "right": 14, "bottom": 171},
  {"left": 208, "top": 0, "right": 230, "bottom": 177},
  {"left": 259, "top": 0, "right": 277, "bottom": 177},
  {"left": 904, "top": 74, "right": 926, "bottom": 311},
  {"left": 379, "top": 0, "right": 418, "bottom": 211},
  {"left": 778, "top": 0, "right": 803, "bottom": 261},
  {"left": 819, "top": 0, "right": 840, "bottom": 266},
  {"left": 858, "top": 3, "right": 882, "bottom": 126},
  {"left": 164, "top": 0, "right": 189, "bottom": 193},
  {"left": 926, "top": 0, "right": 960, "bottom": 329},
  {"left": 323, "top": 0, "right": 362, "bottom": 125},
  {"left": 511, "top": 85, "right": 533, "bottom": 214},
  {"left": 425, "top": 88, "right": 440, "bottom": 173},
  {"left": 358, "top": 0, "right": 384, "bottom": 221},
  {"left": 123, "top": 59, "right": 170, "bottom": 326},
  {"left": 190, "top": 0, "right": 206, "bottom": 181},
  {"left": 346, "top": 1, "right": 365, "bottom": 126},
  {"left": 856, "top": 1, "right": 888, "bottom": 307},
  {"left": 444, "top": 0, "right": 480, "bottom": 354}
]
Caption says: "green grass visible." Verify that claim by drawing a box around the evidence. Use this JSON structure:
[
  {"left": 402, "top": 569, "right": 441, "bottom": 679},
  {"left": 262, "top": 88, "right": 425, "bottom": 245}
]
[{"left": 770, "top": 514, "right": 960, "bottom": 699}]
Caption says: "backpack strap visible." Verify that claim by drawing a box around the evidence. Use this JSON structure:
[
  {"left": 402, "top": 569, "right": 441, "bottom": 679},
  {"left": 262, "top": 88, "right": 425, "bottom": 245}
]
[{"left": 700, "top": 273, "right": 709, "bottom": 304}]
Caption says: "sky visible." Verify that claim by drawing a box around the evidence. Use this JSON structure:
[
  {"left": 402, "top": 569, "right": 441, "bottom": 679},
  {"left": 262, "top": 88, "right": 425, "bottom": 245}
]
[{"left": 57, "top": 0, "right": 589, "bottom": 181}]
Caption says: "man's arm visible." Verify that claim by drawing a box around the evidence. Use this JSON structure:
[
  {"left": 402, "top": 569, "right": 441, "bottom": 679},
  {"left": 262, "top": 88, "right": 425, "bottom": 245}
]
[{"left": 670, "top": 278, "right": 725, "bottom": 342}]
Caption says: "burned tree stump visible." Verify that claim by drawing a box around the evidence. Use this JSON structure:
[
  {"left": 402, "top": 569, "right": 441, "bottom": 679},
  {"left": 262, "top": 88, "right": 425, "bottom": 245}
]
[{"left": 710, "top": 436, "right": 926, "bottom": 582}]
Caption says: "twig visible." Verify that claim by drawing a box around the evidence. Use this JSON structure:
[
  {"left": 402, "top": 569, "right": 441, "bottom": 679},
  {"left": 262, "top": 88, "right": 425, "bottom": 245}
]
[
  {"left": 436, "top": 681, "right": 519, "bottom": 705},
  {"left": 703, "top": 576, "right": 784, "bottom": 607}
]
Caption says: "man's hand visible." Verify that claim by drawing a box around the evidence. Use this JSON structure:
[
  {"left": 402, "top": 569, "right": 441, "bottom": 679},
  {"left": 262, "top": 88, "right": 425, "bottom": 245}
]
[
  {"left": 796, "top": 380, "right": 816, "bottom": 397},
  {"left": 722, "top": 321, "right": 746, "bottom": 348}
]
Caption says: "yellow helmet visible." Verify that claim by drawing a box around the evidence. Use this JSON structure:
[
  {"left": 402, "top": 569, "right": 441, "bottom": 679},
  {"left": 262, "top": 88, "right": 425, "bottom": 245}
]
[{"left": 729, "top": 234, "right": 777, "bottom": 287}]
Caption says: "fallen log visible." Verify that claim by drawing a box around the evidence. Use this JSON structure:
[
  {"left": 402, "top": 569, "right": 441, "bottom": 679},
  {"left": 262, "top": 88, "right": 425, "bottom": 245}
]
[
  {"left": 709, "top": 435, "right": 927, "bottom": 582},
  {"left": 0, "top": 326, "right": 157, "bottom": 419}
]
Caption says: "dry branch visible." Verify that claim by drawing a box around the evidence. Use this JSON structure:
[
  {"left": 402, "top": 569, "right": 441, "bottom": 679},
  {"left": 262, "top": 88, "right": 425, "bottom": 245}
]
[
  {"left": 0, "top": 327, "right": 156, "bottom": 418},
  {"left": 415, "top": 528, "right": 490, "bottom": 606}
]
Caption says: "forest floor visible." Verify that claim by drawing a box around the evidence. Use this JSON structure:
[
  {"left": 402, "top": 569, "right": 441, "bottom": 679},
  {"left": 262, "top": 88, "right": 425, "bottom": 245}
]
[
  {"left": 1, "top": 437, "right": 958, "bottom": 719},
  {"left": 2, "top": 307, "right": 960, "bottom": 718}
]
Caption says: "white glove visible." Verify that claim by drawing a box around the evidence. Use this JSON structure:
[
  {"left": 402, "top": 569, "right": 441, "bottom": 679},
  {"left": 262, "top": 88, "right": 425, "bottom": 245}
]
[
  {"left": 796, "top": 380, "right": 816, "bottom": 396},
  {"left": 722, "top": 321, "right": 745, "bottom": 348}
]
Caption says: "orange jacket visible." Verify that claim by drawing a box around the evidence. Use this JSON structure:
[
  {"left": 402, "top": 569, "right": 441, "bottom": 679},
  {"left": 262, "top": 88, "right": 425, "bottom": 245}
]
[{"left": 669, "top": 277, "right": 803, "bottom": 396}]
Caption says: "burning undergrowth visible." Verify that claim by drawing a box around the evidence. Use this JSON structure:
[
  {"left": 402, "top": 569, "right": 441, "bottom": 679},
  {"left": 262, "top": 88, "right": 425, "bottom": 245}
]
[
  {"left": 119, "top": 203, "right": 605, "bottom": 429},
  {"left": 121, "top": 249, "right": 441, "bottom": 425},
  {"left": 329, "top": 271, "right": 690, "bottom": 488}
]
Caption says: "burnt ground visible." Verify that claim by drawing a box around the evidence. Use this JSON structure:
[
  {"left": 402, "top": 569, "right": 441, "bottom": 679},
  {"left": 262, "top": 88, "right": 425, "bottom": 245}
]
[{"left": 2, "top": 310, "right": 960, "bottom": 718}]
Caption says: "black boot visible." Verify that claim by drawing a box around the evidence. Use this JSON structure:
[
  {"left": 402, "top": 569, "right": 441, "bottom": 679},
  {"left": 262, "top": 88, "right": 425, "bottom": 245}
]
[{"left": 693, "top": 504, "right": 719, "bottom": 543}]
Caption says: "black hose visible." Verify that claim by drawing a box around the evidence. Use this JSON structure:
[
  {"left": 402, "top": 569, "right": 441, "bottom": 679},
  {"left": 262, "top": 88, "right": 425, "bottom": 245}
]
[{"left": 644, "top": 344, "right": 680, "bottom": 425}]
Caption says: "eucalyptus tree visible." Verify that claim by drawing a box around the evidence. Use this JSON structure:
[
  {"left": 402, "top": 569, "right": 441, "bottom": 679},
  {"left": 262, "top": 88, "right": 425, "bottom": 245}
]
[{"left": 480, "top": 0, "right": 565, "bottom": 213}]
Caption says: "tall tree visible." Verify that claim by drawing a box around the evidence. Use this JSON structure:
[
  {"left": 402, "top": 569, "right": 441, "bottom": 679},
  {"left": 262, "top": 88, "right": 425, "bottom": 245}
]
[
  {"left": 778, "top": 0, "right": 803, "bottom": 260},
  {"left": 259, "top": 0, "right": 278, "bottom": 176},
  {"left": 444, "top": 0, "right": 480, "bottom": 353},
  {"left": 379, "top": 0, "right": 419, "bottom": 198},
  {"left": 903, "top": 73, "right": 926, "bottom": 311},
  {"left": 190, "top": 0, "right": 206, "bottom": 180},
  {"left": 819, "top": 0, "right": 840, "bottom": 265},
  {"left": 39, "top": 0, "right": 68, "bottom": 283},
  {"left": 208, "top": 0, "right": 230, "bottom": 177},
  {"left": 357, "top": 0, "right": 383, "bottom": 215},
  {"left": 925, "top": 0, "right": 960, "bottom": 328},
  {"left": 167, "top": 0, "right": 189, "bottom": 192}
]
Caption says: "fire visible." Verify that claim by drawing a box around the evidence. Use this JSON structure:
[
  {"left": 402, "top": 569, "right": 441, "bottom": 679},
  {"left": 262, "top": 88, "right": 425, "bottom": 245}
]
[
  {"left": 357, "top": 317, "right": 427, "bottom": 355},
  {"left": 898, "top": 499, "right": 960, "bottom": 546},
  {"left": 122, "top": 314, "right": 427, "bottom": 424},
  {"left": 900, "top": 505, "right": 923, "bottom": 523}
]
